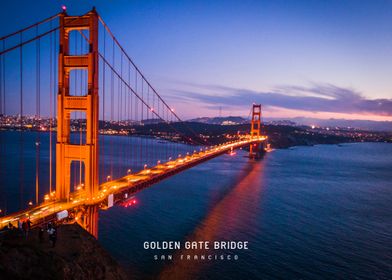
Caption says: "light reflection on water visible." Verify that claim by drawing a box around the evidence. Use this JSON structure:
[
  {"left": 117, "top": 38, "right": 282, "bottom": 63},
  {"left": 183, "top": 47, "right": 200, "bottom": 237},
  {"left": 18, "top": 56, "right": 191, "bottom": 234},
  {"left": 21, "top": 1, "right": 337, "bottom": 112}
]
[
  {"left": 159, "top": 160, "right": 265, "bottom": 279},
  {"left": 99, "top": 142, "right": 392, "bottom": 279}
]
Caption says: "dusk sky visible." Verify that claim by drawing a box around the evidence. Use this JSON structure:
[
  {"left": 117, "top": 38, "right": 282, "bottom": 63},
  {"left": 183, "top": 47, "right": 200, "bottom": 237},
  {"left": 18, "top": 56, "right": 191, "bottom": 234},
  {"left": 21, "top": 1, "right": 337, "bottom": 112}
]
[{"left": 1, "top": 0, "right": 392, "bottom": 121}]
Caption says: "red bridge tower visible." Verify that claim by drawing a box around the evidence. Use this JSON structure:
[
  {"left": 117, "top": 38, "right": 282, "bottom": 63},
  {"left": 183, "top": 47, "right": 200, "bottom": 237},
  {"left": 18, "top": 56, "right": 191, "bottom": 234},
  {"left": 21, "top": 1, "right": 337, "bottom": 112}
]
[
  {"left": 56, "top": 9, "right": 99, "bottom": 237},
  {"left": 249, "top": 104, "right": 263, "bottom": 159}
]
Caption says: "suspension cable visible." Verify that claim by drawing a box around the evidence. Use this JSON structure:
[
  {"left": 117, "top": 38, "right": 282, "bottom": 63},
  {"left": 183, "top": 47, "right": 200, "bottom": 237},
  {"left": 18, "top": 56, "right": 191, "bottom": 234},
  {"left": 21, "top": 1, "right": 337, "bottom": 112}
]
[
  {"left": 97, "top": 14, "right": 210, "bottom": 145},
  {"left": 77, "top": 22, "right": 209, "bottom": 146},
  {"left": 98, "top": 53, "right": 205, "bottom": 146},
  {"left": 0, "top": 13, "right": 60, "bottom": 41},
  {"left": 0, "top": 27, "right": 60, "bottom": 56}
]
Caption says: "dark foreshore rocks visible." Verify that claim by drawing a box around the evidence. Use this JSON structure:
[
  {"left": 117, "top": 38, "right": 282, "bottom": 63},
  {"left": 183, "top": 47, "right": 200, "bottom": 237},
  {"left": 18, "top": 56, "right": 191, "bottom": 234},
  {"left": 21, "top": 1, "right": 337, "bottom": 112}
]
[{"left": 0, "top": 223, "right": 128, "bottom": 280}]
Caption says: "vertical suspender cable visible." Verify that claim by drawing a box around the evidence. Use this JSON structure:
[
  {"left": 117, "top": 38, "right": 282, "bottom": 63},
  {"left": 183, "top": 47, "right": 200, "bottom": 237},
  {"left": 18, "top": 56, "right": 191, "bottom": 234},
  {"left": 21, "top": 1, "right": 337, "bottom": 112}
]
[
  {"left": 116, "top": 57, "right": 120, "bottom": 177},
  {"left": 49, "top": 21, "right": 53, "bottom": 194},
  {"left": 135, "top": 71, "right": 139, "bottom": 169},
  {"left": 119, "top": 51, "right": 123, "bottom": 176},
  {"left": 127, "top": 59, "right": 131, "bottom": 172},
  {"left": 35, "top": 26, "right": 41, "bottom": 205},
  {"left": 0, "top": 40, "right": 4, "bottom": 213},
  {"left": 1, "top": 41, "right": 4, "bottom": 115},
  {"left": 110, "top": 39, "right": 114, "bottom": 178},
  {"left": 102, "top": 28, "right": 106, "bottom": 182},
  {"left": 73, "top": 33, "right": 77, "bottom": 189},
  {"left": 0, "top": 44, "right": 2, "bottom": 116},
  {"left": 140, "top": 78, "right": 142, "bottom": 169},
  {"left": 152, "top": 87, "right": 155, "bottom": 161},
  {"left": 79, "top": 32, "right": 83, "bottom": 188},
  {"left": 19, "top": 33, "right": 23, "bottom": 119},
  {"left": 19, "top": 32, "right": 24, "bottom": 209},
  {"left": 146, "top": 84, "right": 149, "bottom": 165}
]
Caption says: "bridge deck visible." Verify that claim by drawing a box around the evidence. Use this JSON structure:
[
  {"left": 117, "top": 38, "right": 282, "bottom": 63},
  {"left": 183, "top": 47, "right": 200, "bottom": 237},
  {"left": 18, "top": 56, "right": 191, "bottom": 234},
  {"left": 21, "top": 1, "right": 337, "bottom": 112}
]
[{"left": 0, "top": 137, "right": 266, "bottom": 228}]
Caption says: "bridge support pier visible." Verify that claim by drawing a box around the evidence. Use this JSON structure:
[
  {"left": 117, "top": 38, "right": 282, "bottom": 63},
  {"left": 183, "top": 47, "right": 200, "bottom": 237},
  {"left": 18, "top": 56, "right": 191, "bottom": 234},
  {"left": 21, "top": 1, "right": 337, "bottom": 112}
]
[
  {"left": 84, "top": 205, "right": 99, "bottom": 238},
  {"left": 75, "top": 205, "right": 99, "bottom": 238}
]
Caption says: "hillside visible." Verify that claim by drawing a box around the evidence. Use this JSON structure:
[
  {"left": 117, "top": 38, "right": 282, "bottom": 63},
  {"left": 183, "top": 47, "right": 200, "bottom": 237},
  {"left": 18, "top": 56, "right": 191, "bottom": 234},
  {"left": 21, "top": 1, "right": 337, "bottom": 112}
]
[{"left": 0, "top": 224, "right": 128, "bottom": 280}]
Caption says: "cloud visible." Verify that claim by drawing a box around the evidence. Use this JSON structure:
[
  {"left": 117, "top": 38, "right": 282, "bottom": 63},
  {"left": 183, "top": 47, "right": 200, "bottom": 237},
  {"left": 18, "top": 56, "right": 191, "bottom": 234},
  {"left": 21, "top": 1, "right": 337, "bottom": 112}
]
[{"left": 167, "top": 83, "right": 392, "bottom": 116}]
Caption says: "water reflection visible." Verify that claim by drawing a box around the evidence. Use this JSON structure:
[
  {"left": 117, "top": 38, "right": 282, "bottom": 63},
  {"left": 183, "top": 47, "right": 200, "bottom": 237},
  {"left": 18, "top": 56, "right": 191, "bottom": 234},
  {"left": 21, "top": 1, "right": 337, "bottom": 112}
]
[{"left": 159, "top": 159, "right": 266, "bottom": 279}]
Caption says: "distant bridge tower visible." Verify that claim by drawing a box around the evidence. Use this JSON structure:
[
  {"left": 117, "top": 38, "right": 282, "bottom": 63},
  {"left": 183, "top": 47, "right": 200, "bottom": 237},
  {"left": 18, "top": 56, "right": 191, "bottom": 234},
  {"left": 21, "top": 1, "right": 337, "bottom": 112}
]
[
  {"left": 56, "top": 9, "right": 99, "bottom": 236},
  {"left": 249, "top": 104, "right": 262, "bottom": 158}
]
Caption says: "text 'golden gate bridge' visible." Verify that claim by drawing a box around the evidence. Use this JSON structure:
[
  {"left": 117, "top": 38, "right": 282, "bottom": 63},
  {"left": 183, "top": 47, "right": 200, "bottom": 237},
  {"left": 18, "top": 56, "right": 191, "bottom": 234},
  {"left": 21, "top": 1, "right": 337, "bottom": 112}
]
[{"left": 0, "top": 7, "right": 266, "bottom": 237}]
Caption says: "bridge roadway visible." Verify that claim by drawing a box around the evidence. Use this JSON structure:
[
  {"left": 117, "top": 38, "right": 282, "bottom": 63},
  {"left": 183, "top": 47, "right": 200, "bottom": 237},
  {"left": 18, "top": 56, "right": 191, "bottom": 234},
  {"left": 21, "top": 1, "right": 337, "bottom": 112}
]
[{"left": 0, "top": 137, "right": 266, "bottom": 228}]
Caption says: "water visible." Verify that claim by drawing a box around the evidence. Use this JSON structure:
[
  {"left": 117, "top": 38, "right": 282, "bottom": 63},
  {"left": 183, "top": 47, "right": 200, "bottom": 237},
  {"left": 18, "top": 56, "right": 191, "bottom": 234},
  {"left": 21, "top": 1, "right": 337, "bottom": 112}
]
[
  {"left": 1, "top": 131, "right": 392, "bottom": 279},
  {"left": 0, "top": 131, "right": 196, "bottom": 213},
  {"left": 98, "top": 142, "right": 392, "bottom": 279}
]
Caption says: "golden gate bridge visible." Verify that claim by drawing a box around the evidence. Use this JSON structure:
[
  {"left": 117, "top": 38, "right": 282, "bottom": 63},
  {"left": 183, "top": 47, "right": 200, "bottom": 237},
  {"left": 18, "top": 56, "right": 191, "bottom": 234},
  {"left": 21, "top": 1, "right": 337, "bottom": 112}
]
[{"left": 0, "top": 7, "right": 267, "bottom": 237}]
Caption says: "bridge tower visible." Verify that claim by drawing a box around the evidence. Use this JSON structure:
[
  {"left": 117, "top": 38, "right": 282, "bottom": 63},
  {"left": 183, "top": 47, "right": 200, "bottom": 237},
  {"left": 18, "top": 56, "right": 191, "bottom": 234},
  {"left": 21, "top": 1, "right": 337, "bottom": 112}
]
[
  {"left": 56, "top": 9, "right": 99, "bottom": 236},
  {"left": 249, "top": 104, "right": 262, "bottom": 159}
]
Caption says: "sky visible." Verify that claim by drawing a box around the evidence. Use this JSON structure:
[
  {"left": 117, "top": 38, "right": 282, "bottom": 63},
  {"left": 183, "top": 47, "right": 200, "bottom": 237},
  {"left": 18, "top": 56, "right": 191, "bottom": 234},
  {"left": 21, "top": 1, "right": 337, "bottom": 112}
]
[{"left": 0, "top": 0, "right": 392, "bottom": 121}]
